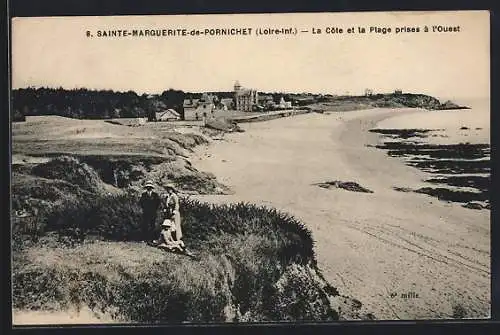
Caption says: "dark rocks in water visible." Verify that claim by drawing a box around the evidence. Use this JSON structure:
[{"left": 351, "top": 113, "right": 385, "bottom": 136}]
[
  {"left": 393, "top": 186, "right": 413, "bottom": 193},
  {"left": 369, "top": 128, "right": 435, "bottom": 139},
  {"left": 377, "top": 142, "right": 490, "bottom": 160},
  {"left": 414, "top": 187, "right": 488, "bottom": 203},
  {"left": 407, "top": 159, "right": 490, "bottom": 175},
  {"left": 315, "top": 180, "right": 374, "bottom": 193},
  {"left": 425, "top": 175, "right": 490, "bottom": 193},
  {"left": 372, "top": 129, "right": 490, "bottom": 207},
  {"left": 462, "top": 202, "right": 486, "bottom": 210}
]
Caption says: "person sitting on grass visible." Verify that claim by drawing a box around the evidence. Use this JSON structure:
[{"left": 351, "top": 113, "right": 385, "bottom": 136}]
[{"left": 154, "top": 219, "right": 185, "bottom": 252}]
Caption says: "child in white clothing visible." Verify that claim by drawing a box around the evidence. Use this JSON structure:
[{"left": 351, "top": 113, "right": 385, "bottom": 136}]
[{"left": 157, "top": 218, "right": 185, "bottom": 252}]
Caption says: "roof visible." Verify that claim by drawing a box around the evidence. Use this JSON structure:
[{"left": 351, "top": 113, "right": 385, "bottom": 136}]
[{"left": 156, "top": 109, "right": 180, "bottom": 119}]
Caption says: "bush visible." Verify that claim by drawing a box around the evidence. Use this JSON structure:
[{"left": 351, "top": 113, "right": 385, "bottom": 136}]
[
  {"left": 13, "top": 192, "right": 337, "bottom": 322},
  {"left": 12, "top": 109, "right": 26, "bottom": 122},
  {"left": 31, "top": 156, "right": 104, "bottom": 192},
  {"left": 43, "top": 193, "right": 143, "bottom": 241},
  {"left": 36, "top": 194, "right": 314, "bottom": 264},
  {"left": 266, "top": 264, "right": 338, "bottom": 321}
]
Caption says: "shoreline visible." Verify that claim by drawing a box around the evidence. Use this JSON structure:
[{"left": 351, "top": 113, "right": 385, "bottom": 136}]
[{"left": 190, "top": 108, "right": 490, "bottom": 319}]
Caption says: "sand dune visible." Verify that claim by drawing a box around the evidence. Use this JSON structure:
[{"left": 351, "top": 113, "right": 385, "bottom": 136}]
[{"left": 191, "top": 108, "right": 490, "bottom": 320}]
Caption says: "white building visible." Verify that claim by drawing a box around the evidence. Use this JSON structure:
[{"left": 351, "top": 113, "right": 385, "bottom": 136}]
[{"left": 234, "top": 81, "right": 258, "bottom": 112}]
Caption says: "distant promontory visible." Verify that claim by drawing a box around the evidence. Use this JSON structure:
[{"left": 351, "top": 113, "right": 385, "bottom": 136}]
[{"left": 305, "top": 92, "right": 471, "bottom": 113}]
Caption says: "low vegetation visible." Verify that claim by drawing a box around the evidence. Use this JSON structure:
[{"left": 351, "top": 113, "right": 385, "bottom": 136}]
[
  {"left": 12, "top": 127, "right": 343, "bottom": 322},
  {"left": 13, "top": 189, "right": 339, "bottom": 322},
  {"left": 11, "top": 110, "right": 377, "bottom": 322}
]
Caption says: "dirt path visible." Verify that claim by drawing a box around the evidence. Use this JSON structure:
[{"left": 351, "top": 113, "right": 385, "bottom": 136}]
[{"left": 190, "top": 109, "right": 490, "bottom": 320}]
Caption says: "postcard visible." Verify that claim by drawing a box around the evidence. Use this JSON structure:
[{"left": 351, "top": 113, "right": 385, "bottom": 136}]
[{"left": 10, "top": 10, "right": 490, "bottom": 324}]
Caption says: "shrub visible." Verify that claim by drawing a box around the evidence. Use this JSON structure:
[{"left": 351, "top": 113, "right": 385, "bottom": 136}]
[
  {"left": 14, "top": 192, "right": 337, "bottom": 322},
  {"left": 31, "top": 156, "right": 104, "bottom": 192},
  {"left": 12, "top": 109, "right": 26, "bottom": 122},
  {"left": 37, "top": 193, "right": 315, "bottom": 263},
  {"left": 180, "top": 199, "right": 315, "bottom": 263},
  {"left": 266, "top": 264, "right": 338, "bottom": 321},
  {"left": 12, "top": 267, "right": 66, "bottom": 310},
  {"left": 43, "top": 193, "right": 143, "bottom": 241}
]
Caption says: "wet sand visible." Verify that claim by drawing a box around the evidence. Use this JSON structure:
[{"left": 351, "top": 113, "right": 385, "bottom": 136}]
[{"left": 191, "top": 108, "right": 490, "bottom": 320}]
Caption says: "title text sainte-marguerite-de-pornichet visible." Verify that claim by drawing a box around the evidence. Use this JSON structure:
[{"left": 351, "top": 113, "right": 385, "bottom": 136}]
[
  {"left": 92, "top": 28, "right": 254, "bottom": 37},
  {"left": 90, "top": 27, "right": 301, "bottom": 38}
]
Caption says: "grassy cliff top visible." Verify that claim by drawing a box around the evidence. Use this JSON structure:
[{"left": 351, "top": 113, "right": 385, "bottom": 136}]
[{"left": 307, "top": 93, "right": 469, "bottom": 112}]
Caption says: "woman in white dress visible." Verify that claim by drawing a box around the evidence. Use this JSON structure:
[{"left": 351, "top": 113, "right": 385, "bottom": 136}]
[{"left": 162, "top": 183, "right": 183, "bottom": 241}]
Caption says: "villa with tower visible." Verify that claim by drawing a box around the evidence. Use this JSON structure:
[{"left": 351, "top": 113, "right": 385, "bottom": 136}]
[{"left": 234, "top": 80, "right": 259, "bottom": 112}]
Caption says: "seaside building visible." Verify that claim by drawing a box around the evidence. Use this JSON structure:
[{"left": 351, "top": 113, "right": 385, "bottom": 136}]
[
  {"left": 278, "top": 97, "right": 292, "bottom": 109},
  {"left": 183, "top": 93, "right": 217, "bottom": 120},
  {"left": 258, "top": 94, "right": 274, "bottom": 109},
  {"left": 156, "top": 109, "right": 180, "bottom": 121},
  {"left": 220, "top": 98, "right": 233, "bottom": 110},
  {"left": 234, "top": 81, "right": 259, "bottom": 112}
]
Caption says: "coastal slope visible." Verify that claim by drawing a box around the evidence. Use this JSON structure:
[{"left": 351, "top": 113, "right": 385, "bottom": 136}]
[
  {"left": 192, "top": 108, "right": 490, "bottom": 320},
  {"left": 11, "top": 115, "right": 342, "bottom": 324}
]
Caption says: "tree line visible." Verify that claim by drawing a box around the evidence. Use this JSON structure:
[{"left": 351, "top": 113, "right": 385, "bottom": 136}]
[
  {"left": 11, "top": 87, "right": 186, "bottom": 121},
  {"left": 11, "top": 87, "right": 332, "bottom": 122}
]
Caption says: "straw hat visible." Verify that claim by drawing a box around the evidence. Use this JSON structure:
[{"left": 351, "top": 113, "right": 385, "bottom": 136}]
[
  {"left": 165, "top": 183, "right": 176, "bottom": 191},
  {"left": 161, "top": 219, "right": 174, "bottom": 228},
  {"left": 144, "top": 180, "right": 155, "bottom": 188}
]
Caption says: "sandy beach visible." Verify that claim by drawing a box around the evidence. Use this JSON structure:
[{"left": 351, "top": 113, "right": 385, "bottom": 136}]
[{"left": 191, "top": 108, "right": 490, "bottom": 320}]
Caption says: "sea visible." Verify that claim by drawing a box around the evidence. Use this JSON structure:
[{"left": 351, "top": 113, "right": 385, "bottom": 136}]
[{"left": 371, "top": 97, "right": 490, "bottom": 209}]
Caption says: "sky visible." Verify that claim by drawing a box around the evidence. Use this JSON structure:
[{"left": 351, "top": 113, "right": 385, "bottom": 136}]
[{"left": 11, "top": 11, "right": 490, "bottom": 101}]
